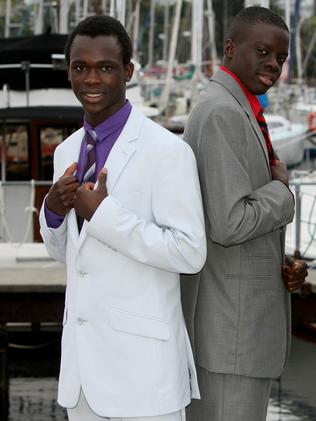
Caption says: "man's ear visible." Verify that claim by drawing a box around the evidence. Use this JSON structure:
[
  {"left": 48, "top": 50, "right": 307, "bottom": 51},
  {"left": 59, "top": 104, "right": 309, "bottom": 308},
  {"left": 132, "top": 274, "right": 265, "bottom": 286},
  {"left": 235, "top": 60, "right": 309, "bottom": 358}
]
[
  {"left": 224, "top": 39, "right": 235, "bottom": 59},
  {"left": 124, "top": 61, "right": 134, "bottom": 82}
]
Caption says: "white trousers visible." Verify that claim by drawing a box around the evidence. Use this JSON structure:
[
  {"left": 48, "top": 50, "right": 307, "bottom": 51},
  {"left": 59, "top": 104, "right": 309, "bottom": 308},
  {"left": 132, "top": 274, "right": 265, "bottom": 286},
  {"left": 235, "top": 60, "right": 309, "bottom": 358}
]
[{"left": 67, "top": 390, "right": 186, "bottom": 421}]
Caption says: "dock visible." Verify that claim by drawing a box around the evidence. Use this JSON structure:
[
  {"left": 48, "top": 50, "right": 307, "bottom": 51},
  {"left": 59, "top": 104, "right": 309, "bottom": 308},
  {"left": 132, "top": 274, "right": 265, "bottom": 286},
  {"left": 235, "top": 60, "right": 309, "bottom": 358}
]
[
  {"left": 0, "top": 243, "right": 66, "bottom": 420},
  {"left": 0, "top": 242, "right": 316, "bottom": 420}
]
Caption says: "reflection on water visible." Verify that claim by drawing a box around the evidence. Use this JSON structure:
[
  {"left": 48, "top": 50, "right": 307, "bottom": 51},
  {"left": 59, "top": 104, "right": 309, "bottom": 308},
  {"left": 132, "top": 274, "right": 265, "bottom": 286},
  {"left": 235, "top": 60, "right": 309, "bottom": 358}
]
[
  {"left": 267, "top": 335, "right": 316, "bottom": 421},
  {"left": 9, "top": 378, "right": 67, "bottom": 421},
  {"left": 6, "top": 335, "right": 316, "bottom": 420}
]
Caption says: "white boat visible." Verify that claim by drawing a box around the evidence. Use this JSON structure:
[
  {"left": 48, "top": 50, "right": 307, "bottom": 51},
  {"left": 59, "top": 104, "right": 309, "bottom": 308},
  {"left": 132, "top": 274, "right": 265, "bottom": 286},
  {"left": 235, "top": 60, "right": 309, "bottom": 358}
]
[
  {"left": 265, "top": 114, "right": 308, "bottom": 167},
  {"left": 0, "top": 56, "right": 159, "bottom": 245}
]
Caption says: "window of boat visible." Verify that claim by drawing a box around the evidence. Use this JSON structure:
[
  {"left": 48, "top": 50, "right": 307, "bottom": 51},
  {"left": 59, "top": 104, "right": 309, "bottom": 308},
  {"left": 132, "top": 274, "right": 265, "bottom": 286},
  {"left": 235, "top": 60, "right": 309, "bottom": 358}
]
[
  {"left": 0, "top": 124, "right": 30, "bottom": 181},
  {"left": 267, "top": 121, "right": 283, "bottom": 129},
  {"left": 39, "top": 126, "right": 77, "bottom": 180}
]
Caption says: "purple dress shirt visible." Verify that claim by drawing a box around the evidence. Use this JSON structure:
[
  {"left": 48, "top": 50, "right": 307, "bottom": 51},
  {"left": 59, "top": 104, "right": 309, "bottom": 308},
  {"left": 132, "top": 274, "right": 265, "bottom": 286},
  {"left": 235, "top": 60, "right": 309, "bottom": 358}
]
[{"left": 45, "top": 100, "right": 132, "bottom": 228}]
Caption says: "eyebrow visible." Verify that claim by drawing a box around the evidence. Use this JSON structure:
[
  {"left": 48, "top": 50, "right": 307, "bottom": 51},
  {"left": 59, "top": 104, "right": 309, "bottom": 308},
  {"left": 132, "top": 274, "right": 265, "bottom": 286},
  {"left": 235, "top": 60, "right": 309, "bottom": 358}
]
[
  {"left": 71, "top": 59, "right": 117, "bottom": 63},
  {"left": 254, "top": 42, "right": 288, "bottom": 53}
]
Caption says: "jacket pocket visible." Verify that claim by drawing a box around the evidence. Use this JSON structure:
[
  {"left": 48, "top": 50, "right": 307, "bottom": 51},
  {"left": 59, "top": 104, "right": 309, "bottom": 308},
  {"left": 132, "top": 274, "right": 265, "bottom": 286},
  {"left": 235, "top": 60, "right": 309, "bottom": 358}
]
[{"left": 110, "top": 308, "right": 170, "bottom": 341}]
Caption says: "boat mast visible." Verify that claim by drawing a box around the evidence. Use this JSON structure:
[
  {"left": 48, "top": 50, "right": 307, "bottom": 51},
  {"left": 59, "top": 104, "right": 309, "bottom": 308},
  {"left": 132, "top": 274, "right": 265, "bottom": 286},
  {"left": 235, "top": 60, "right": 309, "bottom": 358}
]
[
  {"left": 160, "top": 0, "right": 183, "bottom": 112},
  {"left": 34, "top": 0, "right": 44, "bottom": 35},
  {"left": 59, "top": 0, "right": 71, "bottom": 34},
  {"left": 116, "top": 0, "right": 126, "bottom": 26},
  {"left": 295, "top": 0, "right": 303, "bottom": 83},
  {"left": 163, "top": 1, "right": 170, "bottom": 63},
  {"left": 4, "top": 0, "right": 11, "bottom": 37},
  {"left": 191, "top": 0, "right": 203, "bottom": 81},
  {"left": 148, "top": 0, "right": 156, "bottom": 68},
  {"left": 132, "top": 0, "right": 141, "bottom": 61},
  {"left": 206, "top": 0, "right": 217, "bottom": 75},
  {"left": 190, "top": 0, "right": 209, "bottom": 106},
  {"left": 83, "top": 0, "right": 89, "bottom": 18},
  {"left": 285, "top": 0, "right": 291, "bottom": 30}
]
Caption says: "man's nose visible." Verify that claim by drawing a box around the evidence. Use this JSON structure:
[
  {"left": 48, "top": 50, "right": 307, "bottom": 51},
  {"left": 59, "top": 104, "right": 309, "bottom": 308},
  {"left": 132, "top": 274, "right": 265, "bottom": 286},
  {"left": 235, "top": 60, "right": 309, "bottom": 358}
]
[
  {"left": 85, "top": 68, "right": 101, "bottom": 84},
  {"left": 265, "top": 54, "right": 280, "bottom": 72}
]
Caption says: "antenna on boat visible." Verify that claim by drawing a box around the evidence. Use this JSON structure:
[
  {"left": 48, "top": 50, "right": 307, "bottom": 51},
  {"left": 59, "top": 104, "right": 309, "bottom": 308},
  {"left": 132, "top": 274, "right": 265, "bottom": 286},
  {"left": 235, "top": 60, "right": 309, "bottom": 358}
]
[{"left": 244, "top": 1, "right": 270, "bottom": 6}]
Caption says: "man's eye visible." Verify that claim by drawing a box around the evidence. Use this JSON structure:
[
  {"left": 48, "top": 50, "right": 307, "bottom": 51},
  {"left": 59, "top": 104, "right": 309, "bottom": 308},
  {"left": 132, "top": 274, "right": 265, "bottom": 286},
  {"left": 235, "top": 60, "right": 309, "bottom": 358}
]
[
  {"left": 278, "top": 56, "right": 287, "bottom": 64},
  {"left": 257, "top": 48, "right": 268, "bottom": 55},
  {"left": 101, "top": 66, "right": 113, "bottom": 72},
  {"left": 74, "top": 65, "right": 86, "bottom": 72}
]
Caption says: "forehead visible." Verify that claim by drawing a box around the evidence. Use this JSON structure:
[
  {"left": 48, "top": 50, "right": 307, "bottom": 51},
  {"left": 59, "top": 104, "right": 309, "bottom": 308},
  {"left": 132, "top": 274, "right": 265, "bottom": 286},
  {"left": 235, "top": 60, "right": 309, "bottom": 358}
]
[
  {"left": 235, "top": 22, "right": 289, "bottom": 51},
  {"left": 69, "top": 34, "right": 123, "bottom": 62}
]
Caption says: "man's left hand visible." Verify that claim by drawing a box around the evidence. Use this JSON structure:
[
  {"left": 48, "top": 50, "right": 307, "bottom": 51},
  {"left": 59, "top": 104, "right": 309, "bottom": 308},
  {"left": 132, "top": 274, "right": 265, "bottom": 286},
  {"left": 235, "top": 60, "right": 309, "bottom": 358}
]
[
  {"left": 282, "top": 255, "right": 308, "bottom": 293},
  {"left": 74, "top": 169, "right": 108, "bottom": 221}
]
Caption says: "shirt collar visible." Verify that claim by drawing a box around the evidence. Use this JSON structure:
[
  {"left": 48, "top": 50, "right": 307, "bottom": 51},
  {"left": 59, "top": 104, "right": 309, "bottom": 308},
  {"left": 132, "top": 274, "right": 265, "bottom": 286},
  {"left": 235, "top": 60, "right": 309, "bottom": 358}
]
[
  {"left": 220, "top": 65, "right": 262, "bottom": 118},
  {"left": 83, "top": 100, "right": 132, "bottom": 142}
]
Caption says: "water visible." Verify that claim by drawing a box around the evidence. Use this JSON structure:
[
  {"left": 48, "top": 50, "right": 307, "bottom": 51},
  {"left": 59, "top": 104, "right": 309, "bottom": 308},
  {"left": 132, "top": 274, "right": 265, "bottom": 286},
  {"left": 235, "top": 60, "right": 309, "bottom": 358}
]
[
  {"left": 9, "top": 378, "right": 67, "bottom": 421},
  {"left": 3, "top": 332, "right": 316, "bottom": 421}
]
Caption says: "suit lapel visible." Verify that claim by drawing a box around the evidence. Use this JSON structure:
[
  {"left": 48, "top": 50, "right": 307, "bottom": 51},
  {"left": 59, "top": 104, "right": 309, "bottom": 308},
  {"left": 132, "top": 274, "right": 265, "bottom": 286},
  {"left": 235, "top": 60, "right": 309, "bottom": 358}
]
[
  {"left": 105, "top": 106, "right": 143, "bottom": 193},
  {"left": 212, "top": 70, "right": 270, "bottom": 173},
  {"left": 248, "top": 112, "right": 270, "bottom": 172},
  {"left": 76, "top": 106, "right": 144, "bottom": 250},
  {"left": 60, "top": 128, "right": 84, "bottom": 246}
]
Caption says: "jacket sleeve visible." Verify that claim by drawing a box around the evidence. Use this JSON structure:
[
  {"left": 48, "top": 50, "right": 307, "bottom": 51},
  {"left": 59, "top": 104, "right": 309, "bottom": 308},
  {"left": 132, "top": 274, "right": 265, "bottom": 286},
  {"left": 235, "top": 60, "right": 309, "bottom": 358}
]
[
  {"left": 86, "top": 140, "right": 206, "bottom": 274},
  {"left": 39, "top": 146, "right": 68, "bottom": 264},
  {"left": 185, "top": 104, "right": 294, "bottom": 248}
]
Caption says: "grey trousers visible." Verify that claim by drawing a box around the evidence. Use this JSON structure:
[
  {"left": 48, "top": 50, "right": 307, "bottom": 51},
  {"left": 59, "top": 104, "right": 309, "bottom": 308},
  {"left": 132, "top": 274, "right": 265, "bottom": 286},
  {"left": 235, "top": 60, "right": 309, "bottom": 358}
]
[{"left": 186, "top": 366, "right": 272, "bottom": 421}]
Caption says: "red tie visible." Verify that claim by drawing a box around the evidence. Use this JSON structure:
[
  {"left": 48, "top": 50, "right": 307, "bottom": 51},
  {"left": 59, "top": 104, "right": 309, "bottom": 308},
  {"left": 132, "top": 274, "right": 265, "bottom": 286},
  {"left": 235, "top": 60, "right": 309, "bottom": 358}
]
[{"left": 257, "top": 110, "right": 276, "bottom": 166}]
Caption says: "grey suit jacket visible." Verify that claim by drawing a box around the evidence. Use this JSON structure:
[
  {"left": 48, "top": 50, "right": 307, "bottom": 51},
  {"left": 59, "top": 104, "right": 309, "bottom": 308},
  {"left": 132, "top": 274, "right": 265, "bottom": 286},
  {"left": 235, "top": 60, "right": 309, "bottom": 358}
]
[{"left": 181, "top": 69, "right": 294, "bottom": 379}]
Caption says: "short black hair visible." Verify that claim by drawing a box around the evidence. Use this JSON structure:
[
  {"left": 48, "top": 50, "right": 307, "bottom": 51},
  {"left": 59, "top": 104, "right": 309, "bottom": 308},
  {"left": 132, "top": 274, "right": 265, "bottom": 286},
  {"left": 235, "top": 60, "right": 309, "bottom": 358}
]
[
  {"left": 226, "top": 6, "right": 289, "bottom": 40},
  {"left": 64, "top": 15, "right": 133, "bottom": 66}
]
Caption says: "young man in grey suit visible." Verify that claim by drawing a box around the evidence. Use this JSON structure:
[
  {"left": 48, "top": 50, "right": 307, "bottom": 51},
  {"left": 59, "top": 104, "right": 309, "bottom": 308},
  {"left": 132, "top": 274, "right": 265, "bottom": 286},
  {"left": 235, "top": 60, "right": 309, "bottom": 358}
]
[{"left": 181, "top": 6, "right": 308, "bottom": 421}]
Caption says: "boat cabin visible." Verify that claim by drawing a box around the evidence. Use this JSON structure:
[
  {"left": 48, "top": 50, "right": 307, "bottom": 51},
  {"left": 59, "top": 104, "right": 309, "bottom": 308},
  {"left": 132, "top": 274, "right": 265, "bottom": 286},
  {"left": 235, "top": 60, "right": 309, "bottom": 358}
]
[{"left": 0, "top": 106, "right": 83, "bottom": 242}]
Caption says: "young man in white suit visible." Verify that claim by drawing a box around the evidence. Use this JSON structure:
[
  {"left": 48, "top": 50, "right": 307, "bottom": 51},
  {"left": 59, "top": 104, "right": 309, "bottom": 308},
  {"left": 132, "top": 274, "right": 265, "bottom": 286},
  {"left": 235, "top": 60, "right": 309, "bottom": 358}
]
[
  {"left": 181, "top": 7, "right": 308, "bottom": 421},
  {"left": 39, "top": 15, "right": 206, "bottom": 421}
]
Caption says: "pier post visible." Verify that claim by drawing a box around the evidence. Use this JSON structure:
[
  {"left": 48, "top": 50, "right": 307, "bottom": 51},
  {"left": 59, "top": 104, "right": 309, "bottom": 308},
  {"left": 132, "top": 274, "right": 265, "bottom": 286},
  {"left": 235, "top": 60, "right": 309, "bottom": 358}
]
[
  {"left": 0, "top": 325, "right": 8, "bottom": 421},
  {"left": 294, "top": 183, "right": 302, "bottom": 259}
]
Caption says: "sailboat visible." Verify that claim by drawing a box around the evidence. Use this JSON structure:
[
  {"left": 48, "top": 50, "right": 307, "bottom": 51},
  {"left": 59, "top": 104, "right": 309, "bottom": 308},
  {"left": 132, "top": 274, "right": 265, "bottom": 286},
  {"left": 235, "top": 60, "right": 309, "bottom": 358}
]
[{"left": 0, "top": 0, "right": 159, "bottom": 244}]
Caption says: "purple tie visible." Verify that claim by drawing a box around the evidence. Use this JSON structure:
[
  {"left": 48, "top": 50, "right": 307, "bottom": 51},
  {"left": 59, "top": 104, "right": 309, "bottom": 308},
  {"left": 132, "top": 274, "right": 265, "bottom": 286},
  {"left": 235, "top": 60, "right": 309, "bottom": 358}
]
[
  {"left": 77, "top": 129, "right": 97, "bottom": 232},
  {"left": 82, "top": 129, "right": 97, "bottom": 183}
]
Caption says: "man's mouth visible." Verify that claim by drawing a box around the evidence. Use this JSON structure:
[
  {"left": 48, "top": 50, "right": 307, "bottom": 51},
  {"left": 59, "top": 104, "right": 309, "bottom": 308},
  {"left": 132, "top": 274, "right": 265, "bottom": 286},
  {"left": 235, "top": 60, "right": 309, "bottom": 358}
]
[
  {"left": 257, "top": 74, "right": 274, "bottom": 87},
  {"left": 82, "top": 92, "right": 104, "bottom": 103},
  {"left": 84, "top": 93, "right": 103, "bottom": 98}
]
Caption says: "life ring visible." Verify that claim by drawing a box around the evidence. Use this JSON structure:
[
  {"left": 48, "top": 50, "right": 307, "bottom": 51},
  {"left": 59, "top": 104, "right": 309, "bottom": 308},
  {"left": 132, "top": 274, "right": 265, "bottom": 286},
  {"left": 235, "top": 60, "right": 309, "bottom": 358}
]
[{"left": 308, "top": 111, "right": 316, "bottom": 132}]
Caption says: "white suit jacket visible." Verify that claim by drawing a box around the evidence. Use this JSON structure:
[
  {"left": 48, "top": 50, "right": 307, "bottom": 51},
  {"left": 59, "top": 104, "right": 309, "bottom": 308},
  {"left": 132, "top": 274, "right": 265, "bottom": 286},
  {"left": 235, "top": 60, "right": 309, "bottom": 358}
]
[{"left": 40, "top": 106, "right": 206, "bottom": 417}]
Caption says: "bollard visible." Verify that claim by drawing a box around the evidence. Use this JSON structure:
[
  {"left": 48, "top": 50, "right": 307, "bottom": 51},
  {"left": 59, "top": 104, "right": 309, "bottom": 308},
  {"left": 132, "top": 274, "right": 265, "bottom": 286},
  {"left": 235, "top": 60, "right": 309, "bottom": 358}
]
[
  {"left": 294, "top": 183, "right": 302, "bottom": 259},
  {"left": 0, "top": 325, "right": 8, "bottom": 421}
]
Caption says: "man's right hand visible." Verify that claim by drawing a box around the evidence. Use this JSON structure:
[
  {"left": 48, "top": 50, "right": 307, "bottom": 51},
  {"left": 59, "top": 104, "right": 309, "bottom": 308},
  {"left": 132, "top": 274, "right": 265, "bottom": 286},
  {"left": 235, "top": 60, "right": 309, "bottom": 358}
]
[
  {"left": 271, "top": 160, "right": 289, "bottom": 187},
  {"left": 46, "top": 162, "right": 80, "bottom": 215}
]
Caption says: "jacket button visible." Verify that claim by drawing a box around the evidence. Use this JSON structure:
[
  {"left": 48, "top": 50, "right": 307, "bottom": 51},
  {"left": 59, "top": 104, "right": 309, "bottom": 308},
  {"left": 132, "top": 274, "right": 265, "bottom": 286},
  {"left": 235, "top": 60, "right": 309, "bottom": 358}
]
[{"left": 77, "top": 317, "right": 86, "bottom": 325}]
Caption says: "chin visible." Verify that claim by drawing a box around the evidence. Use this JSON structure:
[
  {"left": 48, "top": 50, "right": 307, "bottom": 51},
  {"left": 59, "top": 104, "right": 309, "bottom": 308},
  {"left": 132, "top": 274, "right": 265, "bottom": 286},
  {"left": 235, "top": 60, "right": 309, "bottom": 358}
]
[{"left": 252, "top": 86, "right": 270, "bottom": 96}]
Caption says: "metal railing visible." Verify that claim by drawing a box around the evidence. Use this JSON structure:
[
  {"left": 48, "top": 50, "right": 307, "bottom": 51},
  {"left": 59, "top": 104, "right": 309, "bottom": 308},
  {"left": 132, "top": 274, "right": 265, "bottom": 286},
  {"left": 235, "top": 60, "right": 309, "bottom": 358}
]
[{"left": 290, "top": 170, "right": 316, "bottom": 259}]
